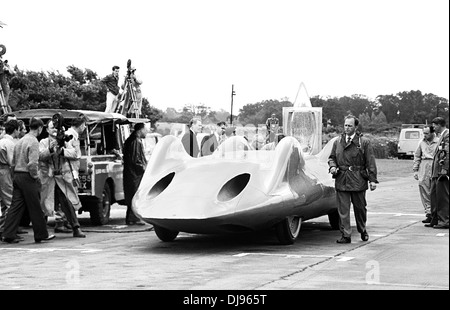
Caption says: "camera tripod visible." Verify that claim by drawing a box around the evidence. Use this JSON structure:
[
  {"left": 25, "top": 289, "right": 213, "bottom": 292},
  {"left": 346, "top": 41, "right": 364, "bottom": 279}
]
[
  {"left": 115, "top": 76, "right": 141, "bottom": 118},
  {"left": 114, "top": 59, "right": 141, "bottom": 118}
]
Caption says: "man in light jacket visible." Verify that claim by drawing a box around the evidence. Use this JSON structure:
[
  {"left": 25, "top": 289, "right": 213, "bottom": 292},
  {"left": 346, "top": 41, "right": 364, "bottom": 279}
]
[{"left": 39, "top": 119, "right": 86, "bottom": 238}]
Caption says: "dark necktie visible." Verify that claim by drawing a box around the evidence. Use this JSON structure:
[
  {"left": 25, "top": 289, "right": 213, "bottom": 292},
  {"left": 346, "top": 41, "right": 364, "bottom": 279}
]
[{"left": 347, "top": 136, "right": 352, "bottom": 146}]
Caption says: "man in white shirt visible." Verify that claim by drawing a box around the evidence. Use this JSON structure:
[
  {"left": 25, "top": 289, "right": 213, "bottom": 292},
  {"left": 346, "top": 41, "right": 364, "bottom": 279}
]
[
  {"left": 0, "top": 119, "right": 20, "bottom": 236},
  {"left": 413, "top": 126, "right": 439, "bottom": 223}
]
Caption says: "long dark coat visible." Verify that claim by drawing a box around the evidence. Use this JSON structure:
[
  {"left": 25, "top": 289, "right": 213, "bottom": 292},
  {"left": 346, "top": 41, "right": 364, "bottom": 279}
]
[
  {"left": 123, "top": 132, "right": 147, "bottom": 206},
  {"left": 328, "top": 133, "right": 378, "bottom": 192},
  {"left": 200, "top": 133, "right": 219, "bottom": 156},
  {"left": 181, "top": 129, "right": 199, "bottom": 157}
]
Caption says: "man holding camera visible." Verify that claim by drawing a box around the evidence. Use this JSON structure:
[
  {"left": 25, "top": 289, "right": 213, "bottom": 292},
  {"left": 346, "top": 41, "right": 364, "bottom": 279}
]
[{"left": 39, "top": 118, "right": 85, "bottom": 238}]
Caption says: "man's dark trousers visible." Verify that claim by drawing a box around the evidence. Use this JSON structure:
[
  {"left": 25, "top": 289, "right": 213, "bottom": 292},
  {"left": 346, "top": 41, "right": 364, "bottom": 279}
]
[
  {"left": 2, "top": 172, "right": 49, "bottom": 241},
  {"left": 54, "top": 183, "right": 80, "bottom": 229},
  {"left": 430, "top": 176, "right": 449, "bottom": 227},
  {"left": 337, "top": 190, "right": 367, "bottom": 238}
]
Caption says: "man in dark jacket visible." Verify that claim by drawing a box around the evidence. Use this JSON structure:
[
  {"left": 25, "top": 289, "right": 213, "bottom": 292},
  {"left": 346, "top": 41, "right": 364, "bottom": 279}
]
[
  {"left": 123, "top": 123, "right": 148, "bottom": 225},
  {"left": 426, "top": 117, "right": 449, "bottom": 229},
  {"left": 102, "top": 65, "right": 121, "bottom": 113},
  {"left": 200, "top": 121, "right": 226, "bottom": 156},
  {"left": 182, "top": 118, "right": 202, "bottom": 157},
  {"left": 328, "top": 115, "right": 378, "bottom": 244}
]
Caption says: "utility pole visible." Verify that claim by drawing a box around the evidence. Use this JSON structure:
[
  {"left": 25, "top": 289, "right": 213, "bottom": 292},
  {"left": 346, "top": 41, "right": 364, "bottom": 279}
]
[{"left": 230, "top": 84, "right": 236, "bottom": 125}]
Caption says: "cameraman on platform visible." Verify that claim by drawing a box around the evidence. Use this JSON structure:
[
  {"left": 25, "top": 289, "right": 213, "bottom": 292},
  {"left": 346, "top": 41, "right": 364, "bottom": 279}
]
[{"left": 38, "top": 114, "right": 87, "bottom": 238}]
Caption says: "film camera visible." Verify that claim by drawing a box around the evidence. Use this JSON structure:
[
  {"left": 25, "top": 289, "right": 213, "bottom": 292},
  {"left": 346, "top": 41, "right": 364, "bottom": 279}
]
[
  {"left": 126, "top": 59, "right": 136, "bottom": 79},
  {"left": 52, "top": 112, "right": 73, "bottom": 147}
]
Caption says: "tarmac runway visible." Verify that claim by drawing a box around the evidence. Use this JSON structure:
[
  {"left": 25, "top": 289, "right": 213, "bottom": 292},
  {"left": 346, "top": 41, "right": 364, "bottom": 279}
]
[{"left": 0, "top": 176, "right": 448, "bottom": 291}]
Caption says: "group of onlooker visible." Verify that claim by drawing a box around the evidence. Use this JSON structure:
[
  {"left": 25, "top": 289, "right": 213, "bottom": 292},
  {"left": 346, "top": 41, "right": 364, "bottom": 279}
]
[
  {"left": 413, "top": 117, "right": 449, "bottom": 229},
  {"left": 0, "top": 113, "right": 87, "bottom": 244}
]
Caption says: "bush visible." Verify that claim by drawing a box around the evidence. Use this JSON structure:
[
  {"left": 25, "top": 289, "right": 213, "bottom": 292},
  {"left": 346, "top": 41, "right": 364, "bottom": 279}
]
[{"left": 364, "top": 134, "right": 398, "bottom": 159}]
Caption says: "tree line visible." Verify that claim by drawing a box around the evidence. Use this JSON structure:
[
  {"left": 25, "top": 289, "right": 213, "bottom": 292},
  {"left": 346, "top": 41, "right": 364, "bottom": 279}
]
[{"left": 4, "top": 65, "right": 449, "bottom": 133}]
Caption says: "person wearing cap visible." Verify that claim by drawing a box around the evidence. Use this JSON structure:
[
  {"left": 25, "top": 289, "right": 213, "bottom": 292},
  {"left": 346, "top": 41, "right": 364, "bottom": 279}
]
[{"left": 102, "top": 65, "right": 121, "bottom": 113}]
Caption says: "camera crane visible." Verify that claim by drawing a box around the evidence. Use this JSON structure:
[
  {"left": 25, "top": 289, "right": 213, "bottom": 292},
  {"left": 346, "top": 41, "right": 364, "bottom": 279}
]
[{"left": 114, "top": 59, "right": 141, "bottom": 118}]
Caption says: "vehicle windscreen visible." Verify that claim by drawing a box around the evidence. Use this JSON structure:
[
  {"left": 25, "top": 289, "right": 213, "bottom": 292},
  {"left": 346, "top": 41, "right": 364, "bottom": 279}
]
[{"left": 404, "top": 131, "right": 421, "bottom": 139}]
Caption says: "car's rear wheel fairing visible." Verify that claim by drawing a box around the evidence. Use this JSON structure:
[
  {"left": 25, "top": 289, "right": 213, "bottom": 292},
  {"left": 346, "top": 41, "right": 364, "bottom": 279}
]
[
  {"left": 148, "top": 172, "right": 176, "bottom": 199},
  {"left": 217, "top": 173, "right": 251, "bottom": 202}
]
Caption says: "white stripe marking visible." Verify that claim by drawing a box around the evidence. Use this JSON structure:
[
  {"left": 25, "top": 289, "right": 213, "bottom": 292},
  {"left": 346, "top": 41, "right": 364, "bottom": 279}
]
[
  {"left": 233, "top": 253, "right": 334, "bottom": 259},
  {"left": 0, "top": 248, "right": 102, "bottom": 254},
  {"left": 368, "top": 212, "right": 424, "bottom": 217},
  {"left": 336, "top": 256, "right": 355, "bottom": 262}
]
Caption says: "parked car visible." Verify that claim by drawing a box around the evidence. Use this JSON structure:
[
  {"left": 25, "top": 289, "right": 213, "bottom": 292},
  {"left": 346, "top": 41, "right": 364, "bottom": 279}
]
[
  {"left": 397, "top": 124, "right": 425, "bottom": 159},
  {"left": 11, "top": 109, "right": 149, "bottom": 225}
]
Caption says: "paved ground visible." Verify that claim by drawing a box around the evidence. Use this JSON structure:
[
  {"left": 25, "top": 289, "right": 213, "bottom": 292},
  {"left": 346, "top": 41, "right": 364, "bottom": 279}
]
[{"left": 0, "top": 176, "right": 448, "bottom": 291}]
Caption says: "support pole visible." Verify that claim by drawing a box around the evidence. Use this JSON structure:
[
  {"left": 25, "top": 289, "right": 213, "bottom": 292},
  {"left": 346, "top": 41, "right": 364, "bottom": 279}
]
[{"left": 230, "top": 84, "right": 235, "bottom": 125}]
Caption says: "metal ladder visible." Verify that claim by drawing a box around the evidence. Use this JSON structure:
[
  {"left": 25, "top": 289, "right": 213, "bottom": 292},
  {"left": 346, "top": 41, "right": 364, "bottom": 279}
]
[{"left": 0, "top": 83, "right": 12, "bottom": 115}]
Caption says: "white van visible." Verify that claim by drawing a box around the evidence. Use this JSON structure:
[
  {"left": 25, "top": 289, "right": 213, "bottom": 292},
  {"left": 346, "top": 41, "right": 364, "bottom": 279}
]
[{"left": 397, "top": 124, "right": 425, "bottom": 159}]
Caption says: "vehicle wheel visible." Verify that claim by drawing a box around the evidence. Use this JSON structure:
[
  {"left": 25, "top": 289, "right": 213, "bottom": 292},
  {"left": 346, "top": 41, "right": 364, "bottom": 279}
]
[
  {"left": 154, "top": 225, "right": 179, "bottom": 242},
  {"left": 90, "top": 183, "right": 112, "bottom": 226},
  {"left": 328, "top": 209, "right": 340, "bottom": 230},
  {"left": 275, "top": 216, "right": 302, "bottom": 245}
]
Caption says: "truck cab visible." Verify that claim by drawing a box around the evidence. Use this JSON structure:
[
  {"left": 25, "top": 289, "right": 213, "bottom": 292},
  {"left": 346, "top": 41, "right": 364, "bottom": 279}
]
[{"left": 11, "top": 109, "right": 149, "bottom": 225}]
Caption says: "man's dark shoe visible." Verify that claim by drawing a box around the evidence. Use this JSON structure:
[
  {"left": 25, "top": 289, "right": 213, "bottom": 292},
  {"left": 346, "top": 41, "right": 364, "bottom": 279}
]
[
  {"left": 73, "top": 227, "right": 86, "bottom": 238},
  {"left": 2, "top": 237, "right": 21, "bottom": 244},
  {"left": 336, "top": 236, "right": 351, "bottom": 244},
  {"left": 361, "top": 231, "right": 369, "bottom": 242},
  {"left": 422, "top": 217, "right": 432, "bottom": 224},
  {"left": 35, "top": 234, "right": 55, "bottom": 243},
  {"left": 424, "top": 223, "right": 437, "bottom": 228},
  {"left": 433, "top": 225, "right": 449, "bottom": 229}
]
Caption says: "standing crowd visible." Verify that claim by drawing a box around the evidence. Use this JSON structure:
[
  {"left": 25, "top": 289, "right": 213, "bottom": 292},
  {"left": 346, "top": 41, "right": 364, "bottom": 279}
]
[{"left": 0, "top": 113, "right": 87, "bottom": 244}]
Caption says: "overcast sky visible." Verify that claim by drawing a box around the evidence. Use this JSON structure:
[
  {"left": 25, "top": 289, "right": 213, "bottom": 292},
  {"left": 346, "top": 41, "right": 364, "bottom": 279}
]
[{"left": 1, "top": 0, "right": 449, "bottom": 113}]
